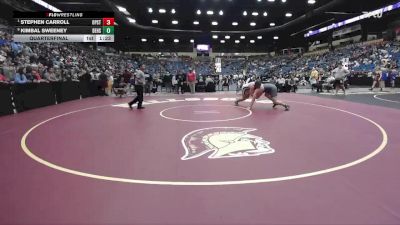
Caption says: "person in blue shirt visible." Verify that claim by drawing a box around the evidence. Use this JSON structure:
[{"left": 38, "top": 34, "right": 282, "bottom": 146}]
[
  {"left": 0, "top": 39, "right": 8, "bottom": 46},
  {"left": 10, "top": 42, "right": 22, "bottom": 55},
  {"left": 389, "top": 69, "right": 397, "bottom": 88},
  {"left": 14, "top": 68, "right": 28, "bottom": 84},
  {"left": 380, "top": 68, "right": 388, "bottom": 91}
]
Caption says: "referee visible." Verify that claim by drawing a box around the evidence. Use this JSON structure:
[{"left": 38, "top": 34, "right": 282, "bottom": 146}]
[{"left": 128, "top": 64, "right": 146, "bottom": 110}]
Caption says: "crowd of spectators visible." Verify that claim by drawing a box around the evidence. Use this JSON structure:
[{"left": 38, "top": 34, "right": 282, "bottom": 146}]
[{"left": 1, "top": 19, "right": 399, "bottom": 96}]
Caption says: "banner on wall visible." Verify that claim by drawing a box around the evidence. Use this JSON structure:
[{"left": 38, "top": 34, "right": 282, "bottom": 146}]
[
  {"left": 332, "top": 24, "right": 362, "bottom": 38},
  {"left": 341, "top": 58, "right": 350, "bottom": 70},
  {"left": 215, "top": 57, "right": 222, "bottom": 73}
]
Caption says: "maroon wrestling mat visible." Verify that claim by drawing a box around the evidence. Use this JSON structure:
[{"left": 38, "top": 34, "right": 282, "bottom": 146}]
[{"left": 1, "top": 93, "right": 400, "bottom": 225}]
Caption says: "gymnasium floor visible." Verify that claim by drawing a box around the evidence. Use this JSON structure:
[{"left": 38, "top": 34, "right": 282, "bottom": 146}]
[{"left": 1, "top": 90, "right": 400, "bottom": 225}]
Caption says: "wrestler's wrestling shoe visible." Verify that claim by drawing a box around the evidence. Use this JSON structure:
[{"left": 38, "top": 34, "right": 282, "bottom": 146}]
[
  {"left": 284, "top": 104, "right": 290, "bottom": 111},
  {"left": 234, "top": 101, "right": 239, "bottom": 106}
]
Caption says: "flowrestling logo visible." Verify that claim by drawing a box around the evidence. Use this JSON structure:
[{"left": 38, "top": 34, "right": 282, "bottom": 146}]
[{"left": 181, "top": 127, "right": 275, "bottom": 160}]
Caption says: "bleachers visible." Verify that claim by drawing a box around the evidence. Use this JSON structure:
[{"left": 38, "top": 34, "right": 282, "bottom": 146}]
[{"left": 1, "top": 18, "right": 400, "bottom": 117}]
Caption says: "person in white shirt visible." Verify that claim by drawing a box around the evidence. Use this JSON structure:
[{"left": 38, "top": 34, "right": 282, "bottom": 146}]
[
  {"left": 128, "top": 64, "right": 146, "bottom": 110},
  {"left": 172, "top": 74, "right": 178, "bottom": 93},
  {"left": 310, "top": 67, "right": 319, "bottom": 91},
  {"left": 205, "top": 76, "right": 214, "bottom": 86},
  {"left": 276, "top": 76, "right": 286, "bottom": 92},
  {"left": 323, "top": 75, "right": 335, "bottom": 92},
  {"left": 236, "top": 79, "right": 244, "bottom": 94},
  {"left": 331, "top": 64, "right": 350, "bottom": 95}
]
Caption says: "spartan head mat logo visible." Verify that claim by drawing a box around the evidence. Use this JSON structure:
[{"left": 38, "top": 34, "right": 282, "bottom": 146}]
[{"left": 181, "top": 127, "right": 275, "bottom": 160}]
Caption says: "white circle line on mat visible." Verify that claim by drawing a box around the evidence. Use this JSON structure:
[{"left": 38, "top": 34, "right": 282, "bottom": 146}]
[
  {"left": 374, "top": 94, "right": 400, "bottom": 104},
  {"left": 159, "top": 105, "right": 252, "bottom": 123},
  {"left": 21, "top": 100, "right": 388, "bottom": 186}
]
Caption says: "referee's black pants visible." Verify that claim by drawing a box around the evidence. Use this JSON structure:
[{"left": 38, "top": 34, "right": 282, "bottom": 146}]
[{"left": 129, "top": 85, "right": 144, "bottom": 108}]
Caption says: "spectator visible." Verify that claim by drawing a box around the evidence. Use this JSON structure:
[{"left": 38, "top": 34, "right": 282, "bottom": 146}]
[
  {"left": 0, "top": 69, "right": 9, "bottom": 83},
  {"left": 10, "top": 41, "right": 22, "bottom": 55},
  {"left": 310, "top": 67, "right": 319, "bottom": 91},
  {"left": 106, "top": 73, "right": 113, "bottom": 96},
  {"left": 380, "top": 67, "right": 389, "bottom": 91},
  {"left": 205, "top": 76, "right": 214, "bottom": 86},
  {"left": 288, "top": 77, "right": 297, "bottom": 93},
  {"left": 162, "top": 74, "right": 172, "bottom": 93},
  {"left": 99, "top": 73, "right": 108, "bottom": 96},
  {"left": 45, "top": 68, "right": 59, "bottom": 82},
  {"left": 25, "top": 66, "right": 34, "bottom": 82},
  {"left": 177, "top": 71, "right": 185, "bottom": 94},
  {"left": 32, "top": 70, "right": 47, "bottom": 83},
  {"left": 144, "top": 73, "right": 153, "bottom": 95},
  {"left": 2, "top": 61, "right": 16, "bottom": 81},
  {"left": 187, "top": 68, "right": 196, "bottom": 94},
  {"left": 323, "top": 74, "right": 335, "bottom": 92},
  {"left": 172, "top": 74, "right": 178, "bottom": 93},
  {"left": 79, "top": 69, "right": 91, "bottom": 82},
  {"left": 122, "top": 69, "right": 132, "bottom": 84},
  {"left": 236, "top": 79, "right": 244, "bottom": 93},
  {"left": 331, "top": 64, "right": 349, "bottom": 95},
  {"left": 276, "top": 76, "right": 286, "bottom": 92},
  {"left": 222, "top": 76, "right": 230, "bottom": 91},
  {"left": 389, "top": 69, "right": 397, "bottom": 88},
  {"left": 14, "top": 68, "right": 28, "bottom": 84},
  {"left": 370, "top": 70, "right": 383, "bottom": 91}
]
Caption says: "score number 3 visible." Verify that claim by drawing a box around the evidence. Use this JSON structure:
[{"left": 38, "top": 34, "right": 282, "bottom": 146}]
[{"left": 102, "top": 18, "right": 114, "bottom": 26}]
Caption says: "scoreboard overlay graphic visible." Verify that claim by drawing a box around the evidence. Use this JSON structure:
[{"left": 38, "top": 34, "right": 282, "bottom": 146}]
[{"left": 13, "top": 12, "right": 114, "bottom": 42}]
